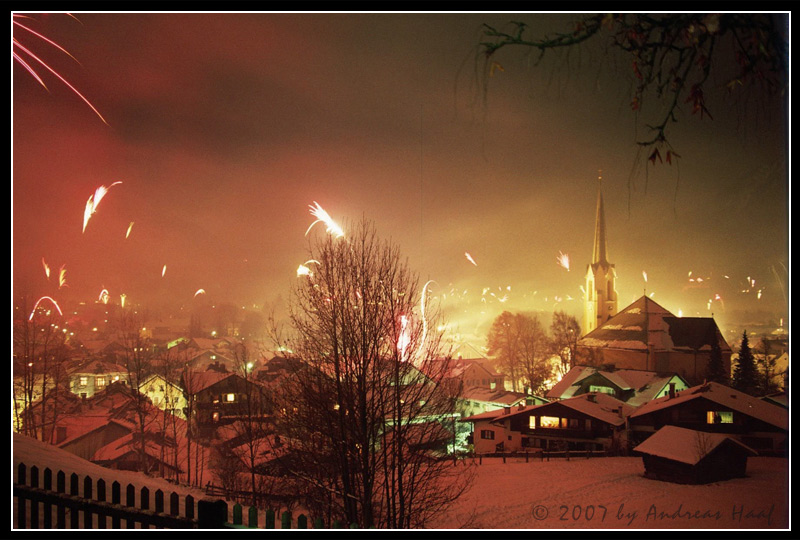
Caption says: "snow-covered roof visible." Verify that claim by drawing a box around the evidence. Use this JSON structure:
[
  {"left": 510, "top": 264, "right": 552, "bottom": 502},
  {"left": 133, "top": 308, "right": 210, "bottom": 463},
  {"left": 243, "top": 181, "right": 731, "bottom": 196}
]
[
  {"left": 578, "top": 296, "right": 729, "bottom": 354},
  {"left": 546, "top": 365, "right": 686, "bottom": 407},
  {"left": 629, "top": 381, "right": 789, "bottom": 430},
  {"left": 460, "top": 386, "right": 526, "bottom": 405},
  {"left": 633, "top": 425, "right": 757, "bottom": 465},
  {"left": 182, "top": 370, "right": 237, "bottom": 394},
  {"left": 491, "top": 392, "right": 633, "bottom": 427}
]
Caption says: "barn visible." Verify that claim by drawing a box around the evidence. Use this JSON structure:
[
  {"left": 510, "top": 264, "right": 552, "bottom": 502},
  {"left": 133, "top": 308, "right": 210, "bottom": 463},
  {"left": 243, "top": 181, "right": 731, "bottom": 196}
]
[{"left": 633, "top": 425, "right": 757, "bottom": 484}]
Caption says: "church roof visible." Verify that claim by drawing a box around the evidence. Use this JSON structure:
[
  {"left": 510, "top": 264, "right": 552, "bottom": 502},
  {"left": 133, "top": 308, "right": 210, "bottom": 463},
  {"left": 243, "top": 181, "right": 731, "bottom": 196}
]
[{"left": 578, "top": 296, "right": 728, "bottom": 354}]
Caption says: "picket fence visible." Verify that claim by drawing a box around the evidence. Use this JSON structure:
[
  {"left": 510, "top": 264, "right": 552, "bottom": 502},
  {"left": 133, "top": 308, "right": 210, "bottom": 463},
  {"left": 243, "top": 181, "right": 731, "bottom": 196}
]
[{"left": 13, "top": 462, "right": 353, "bottom": 530}]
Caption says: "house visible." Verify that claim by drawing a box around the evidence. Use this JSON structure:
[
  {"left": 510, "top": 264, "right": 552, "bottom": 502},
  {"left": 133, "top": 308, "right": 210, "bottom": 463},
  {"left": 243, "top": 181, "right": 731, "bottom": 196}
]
[
  {"left": 633, "top": 425, "right": 758, "bottom": 484},
  {"left": 463, "top": 392, "right": 634, "bottom": 454},
  {"left": 578, "top": 296, "right": 732, "bottom": 384},
  {"left": 443, "top": 358, "right": 505, "bottom": 391},
  {"left": 546, "top": 365, "right": 690, "bottom": 407},
  {"left": 140, "top": 373, "right": 187, "bottom": 419},
  {"left": 67, "top": 359, "right": 130, "bottom": 399},
  {"left": 628, "top": 381, "right": 788, "bottom": 455},
  {"left": 181, "top": 370, "right": 271, "bottom": 437}
]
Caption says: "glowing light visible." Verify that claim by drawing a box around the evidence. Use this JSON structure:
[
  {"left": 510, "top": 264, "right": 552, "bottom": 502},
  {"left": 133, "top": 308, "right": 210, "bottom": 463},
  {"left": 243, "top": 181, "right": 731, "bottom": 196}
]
[
  {"left": 194, "top": 289, "right": 206, "bottom": 297},
  {"left": 120, "top": 293, "right": 126, "bottom": 308},
  {"left": 464, "top": 252, "right": 478, "bottom": 266},
  {"left": 161, "top": 265, "right": 167, "bottom": 278},
  {"left": 397, "top": 315, "right": 411, "bottom": 360},
  {"left": 757, "top": 289, "right": 762, "bottom": 300},
  {"left": 42, "top": 258, "right": 50, "bottom": 280},
  {"left": 82, "top": 182, "right": 122, "bottom": 233},
  {"left": 642, "top": 270, "right": 648, "bottom": 282},
  {"left": 98, "top": 288, "right": 109, "bottom": 304},
  {"left": 12, "top": 14, "right": 107, "bottom": 124},
  {"left": 58, "top": 265, "right": 67, "bottom": 288},
  {"left": 28, "top": 296, "right": 63, "bottom": 321},
  {"left": 556, "top": 251, "right": 570, "bottom": 271},
  {"left": 297, "top": 264, "right": 311, "bottom": 277},
  {"left": 125, "top": 222, "right": 134, "bottom": 239},
  {"left": 305, "top": 201, "right": 344, "bottom": 238}
]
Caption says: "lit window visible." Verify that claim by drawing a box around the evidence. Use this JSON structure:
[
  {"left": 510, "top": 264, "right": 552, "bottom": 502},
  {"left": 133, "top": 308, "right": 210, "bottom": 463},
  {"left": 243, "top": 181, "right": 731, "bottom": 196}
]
[
  {"left": 226, "top": 393, "right": 236, "bottom": 402},
  {"left": 539, "top": 416, "right": 561, "bottom": 429},
  {"left": 529, "top": 416, "right": 536, "bottom": 429},
  {"left": 589, "top": 385, "right": 615, "bottom": 395},
  {"left": 706, "top": 411, "right": 733, "bottom": 424},
  {"left": 79, "top": 376, "right": 88, "bottom": 387},
  {"left": 96, "top": 377, "right": 106, "bottom": 388}
]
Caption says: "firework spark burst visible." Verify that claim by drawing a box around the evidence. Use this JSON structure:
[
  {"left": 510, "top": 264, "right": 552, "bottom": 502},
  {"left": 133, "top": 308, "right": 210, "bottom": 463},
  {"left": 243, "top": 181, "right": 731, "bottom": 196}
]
[
  {"left": 82, "top": 181, "right": 122, "bottom": 233},
  {"left": 464, "top": 252, "right": 478, "bottom": 266},
  {"left": 98, "top": 288, "right": 109, "bottom": 304},
  {"left": 305, "top": 202, "right": 344, "bottom": 238},
  {"left": 58, "top": 265, "right": 67, "bottom": 288},
  {"left": 556, "top": 251, "right": 570, "bottom": 271},
  {"left": 194, "top": 288, "right": 206, "bottom": 297},
  {"left": 12, "top": 14, "right": 107, "bottom": 124}
]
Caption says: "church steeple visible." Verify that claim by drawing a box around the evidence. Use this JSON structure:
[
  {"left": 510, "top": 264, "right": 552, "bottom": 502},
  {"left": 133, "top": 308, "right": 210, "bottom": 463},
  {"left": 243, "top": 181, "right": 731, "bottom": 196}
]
[
  {"left": 592, "top": 174, "right": 609, "bottom": 265},
  {"left": 584, "top": 171, "right": 618, "bottom": 336}
]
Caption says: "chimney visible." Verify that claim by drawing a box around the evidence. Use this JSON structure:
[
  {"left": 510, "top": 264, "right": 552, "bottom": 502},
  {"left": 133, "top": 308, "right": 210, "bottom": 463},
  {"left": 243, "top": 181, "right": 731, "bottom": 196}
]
[
  {"left": 587, "top": 394, "right": 596, "bottom": 403},
  {"left": 668, "top": 382, "right": 676, "bottom": 399},
  {"left": 616, "top": 406, "right": 623, "bottom": 418},
  {"left": 503, "top": 406, "right": 511, "bottom": 415},
  {"left": 518, "top": 403, "right": 525, "bottom": 411}
]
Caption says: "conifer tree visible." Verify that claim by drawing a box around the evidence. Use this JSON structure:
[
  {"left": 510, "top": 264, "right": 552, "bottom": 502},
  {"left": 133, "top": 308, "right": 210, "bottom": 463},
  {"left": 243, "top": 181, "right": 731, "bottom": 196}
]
[
  {"left": 732, "top": 331, "right": 759, "bottom": 395},
  {"left": 705, "top": 340, "right": 728, "bottom": 385}
]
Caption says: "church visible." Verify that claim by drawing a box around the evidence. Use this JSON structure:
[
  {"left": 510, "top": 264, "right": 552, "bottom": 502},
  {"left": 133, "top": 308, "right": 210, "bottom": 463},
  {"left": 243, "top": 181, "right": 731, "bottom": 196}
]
[{"left": 578, "top": 177, "right": 731, "bottom": 385}]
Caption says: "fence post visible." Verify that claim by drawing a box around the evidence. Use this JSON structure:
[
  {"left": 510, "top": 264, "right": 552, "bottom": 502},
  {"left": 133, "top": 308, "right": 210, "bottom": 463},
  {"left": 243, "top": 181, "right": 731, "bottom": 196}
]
[
  {"left": 56, "top": 471, "right": 66, "bottom": 529},
  {"left": 111, "top": 481, "right": 121, "bottom": 529},
  {"left": 83, "top": 475, "right": 93, "bottom": 529},
  {"left": 297, "top": 514, "right": 308, "bottom": 529},
  {"left": 43, "top": 468, "right": 53, "bottom": 529},
  {"left": 96, "top": 479, "right": 107, "bottom": 529},
  {"left": 70, "top": 473, "right": 80, "bottom": 529},
  {"left": 125, "top": 483, "right": 136, "bottom": 529},
  {"left": 232, "top": 503, "right": 243, "bottom": 526},
  {"left": 332, "top": 519, "right": 342, "bottom": 529},
  {"left": 313, "top": 517, "right": 324, "bottom": 529},
  {"left": 169, "top": 492, "right": 180, "bottom": 516},
  {"left": 30, "top": 466, "right": 40, "bottom": 529},
  {"left": 248, "top": 506, "right": 258, "bottom": 528},
  {"left": 197, "top": 499, "right": 227, "bottom": 529},
  {"left": 281, "top": 510, "right": 292, "bottom": 529},
  {"left": 155, "top": 489, "right": 164, "bottom": 515},
  {"left": 264, "top": 508, "right": 275, "bottom": 529},
  {"left": 566, "top": 449, "right": 570, "bottom": 461}
]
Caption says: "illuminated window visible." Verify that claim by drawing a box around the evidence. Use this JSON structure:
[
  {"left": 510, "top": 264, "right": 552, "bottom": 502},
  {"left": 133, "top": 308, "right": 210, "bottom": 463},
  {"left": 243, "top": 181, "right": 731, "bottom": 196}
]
[
  {"left": 529, "top": 416, "right": 536, "bottom": 429},
  {"left": 539, "top": 416, "right": 562, "bottom": 429},
  {"left": 96, "top": 377, "right": 106, "bottom": 388},
  {"left": 79, "top": 376, "right": 88, "bottom": 387},
  {"left": 706, "top": 411, "right": 733, "bottom": 424},
  {"left": 226, "top": 393, "right": 236, "bottom": 402},
  {"left": 589, "top": 385, "right": 615, "bottom": 395}
]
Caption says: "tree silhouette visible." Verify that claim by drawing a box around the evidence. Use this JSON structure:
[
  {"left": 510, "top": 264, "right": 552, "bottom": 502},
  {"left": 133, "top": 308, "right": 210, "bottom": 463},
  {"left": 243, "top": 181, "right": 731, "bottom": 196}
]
[
  {"left": 480, "top": 13, "right": 788, "bottom": 163},
  {"left": 732, "top": 330, "right": 759, "bottom": 395}
]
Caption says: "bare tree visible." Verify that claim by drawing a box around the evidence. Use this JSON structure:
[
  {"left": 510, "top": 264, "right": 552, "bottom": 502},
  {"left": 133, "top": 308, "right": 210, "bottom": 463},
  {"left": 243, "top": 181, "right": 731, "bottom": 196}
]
[
  {"left": 111, "top": 308, "right": 155, "bottom": 473},
  {"left": 550, "top": 311, "right": 583, "bottom": 377},
  {"left": 514, "top": 313, "right": 552, "bottom": 396},
  {"left": 274, "top": 219, "right": 470, "bottom": 528},
  {"left": 486, "top": 311, "right": 522, "bottom": 392}
]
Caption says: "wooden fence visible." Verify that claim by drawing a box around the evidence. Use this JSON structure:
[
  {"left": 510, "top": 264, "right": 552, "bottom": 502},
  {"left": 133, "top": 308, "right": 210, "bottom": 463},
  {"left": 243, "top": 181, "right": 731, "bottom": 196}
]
[
  {"left": 13, "top": 462, "right": 352, "bottom": 530},
  {"left": 475, "top": 449, "right": 609, "bottom": 463}
]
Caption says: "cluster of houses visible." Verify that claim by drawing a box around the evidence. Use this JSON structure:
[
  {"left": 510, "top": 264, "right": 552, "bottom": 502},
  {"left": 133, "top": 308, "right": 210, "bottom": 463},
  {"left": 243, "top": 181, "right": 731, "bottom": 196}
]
[{"left": 13, "top": 296, "right": 789, "bottom": 487}]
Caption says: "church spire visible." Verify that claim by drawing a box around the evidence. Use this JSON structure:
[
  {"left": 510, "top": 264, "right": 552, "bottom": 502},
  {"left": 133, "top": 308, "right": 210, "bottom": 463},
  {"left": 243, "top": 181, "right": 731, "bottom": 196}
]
[{"left": 592, "top": 171, "right": 608, "bottom": 265}]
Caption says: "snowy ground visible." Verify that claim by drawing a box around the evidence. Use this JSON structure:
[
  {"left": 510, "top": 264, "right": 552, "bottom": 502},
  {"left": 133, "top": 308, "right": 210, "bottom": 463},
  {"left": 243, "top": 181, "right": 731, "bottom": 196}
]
[
  {"left": 13, "top": 434, "right": 790, "bottom": 530},
  {"left": 430, "top": 455, "right": 790, "bottom": 530}
]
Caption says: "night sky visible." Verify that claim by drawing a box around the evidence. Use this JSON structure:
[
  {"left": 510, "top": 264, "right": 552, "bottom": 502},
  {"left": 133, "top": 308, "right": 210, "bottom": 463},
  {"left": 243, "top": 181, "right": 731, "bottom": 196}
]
[{"left": 12, "top": 13, "right": 789, "bottom": 349}]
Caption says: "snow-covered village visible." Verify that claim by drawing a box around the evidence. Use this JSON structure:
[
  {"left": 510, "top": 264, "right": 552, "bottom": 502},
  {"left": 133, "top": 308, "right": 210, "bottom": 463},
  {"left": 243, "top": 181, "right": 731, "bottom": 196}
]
[{"left": 13, "top": 12, "right": 789, "bottom": 532}]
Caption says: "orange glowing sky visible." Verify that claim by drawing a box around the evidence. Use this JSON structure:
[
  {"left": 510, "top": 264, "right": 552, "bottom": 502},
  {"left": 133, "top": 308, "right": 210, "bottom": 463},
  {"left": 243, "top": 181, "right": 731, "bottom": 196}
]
[{"left": 12, "top": 12, "right": 789, "bottom": 344}]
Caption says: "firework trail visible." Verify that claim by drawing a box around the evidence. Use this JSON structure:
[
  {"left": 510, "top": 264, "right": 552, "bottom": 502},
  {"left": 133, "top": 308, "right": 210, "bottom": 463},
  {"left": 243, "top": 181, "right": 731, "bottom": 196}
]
[
  {"left": 305, "top": 202, "right": 344, "bottom": 238},
  {"left": 120, "top": 293, "right": 126, "bottom": 308},
  {"left": 557, "top": 251, "right": 570, "bottom": 271},
  {"left": 12, "top": 14, "right": 107, "bottom": 124},
  {"left": 161, "top": 265, "right": 167, "bottom": 278},
  {"left": 464, "top": 252, "right": 478, "bottom": 266},
  {"left": 98, "top": 288, "right": 109, "bottom": 304},
  {"left": 42, "top": 258, "right": 50, "bottom": 280},
  {"left": 194, "top": 289, "right": 206, "bottom": 297},
  {"left": 125, "top": 222, "right": 134, "bottom": 239},
  {"left": 82, "top": 182, "right": 122, "bottom": 232},
  {"left": 58, "top": 265, "right": 67, "bottom": 288},
  {"left": 28, "top": 296, "right": 63, "bottom": 321}
]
